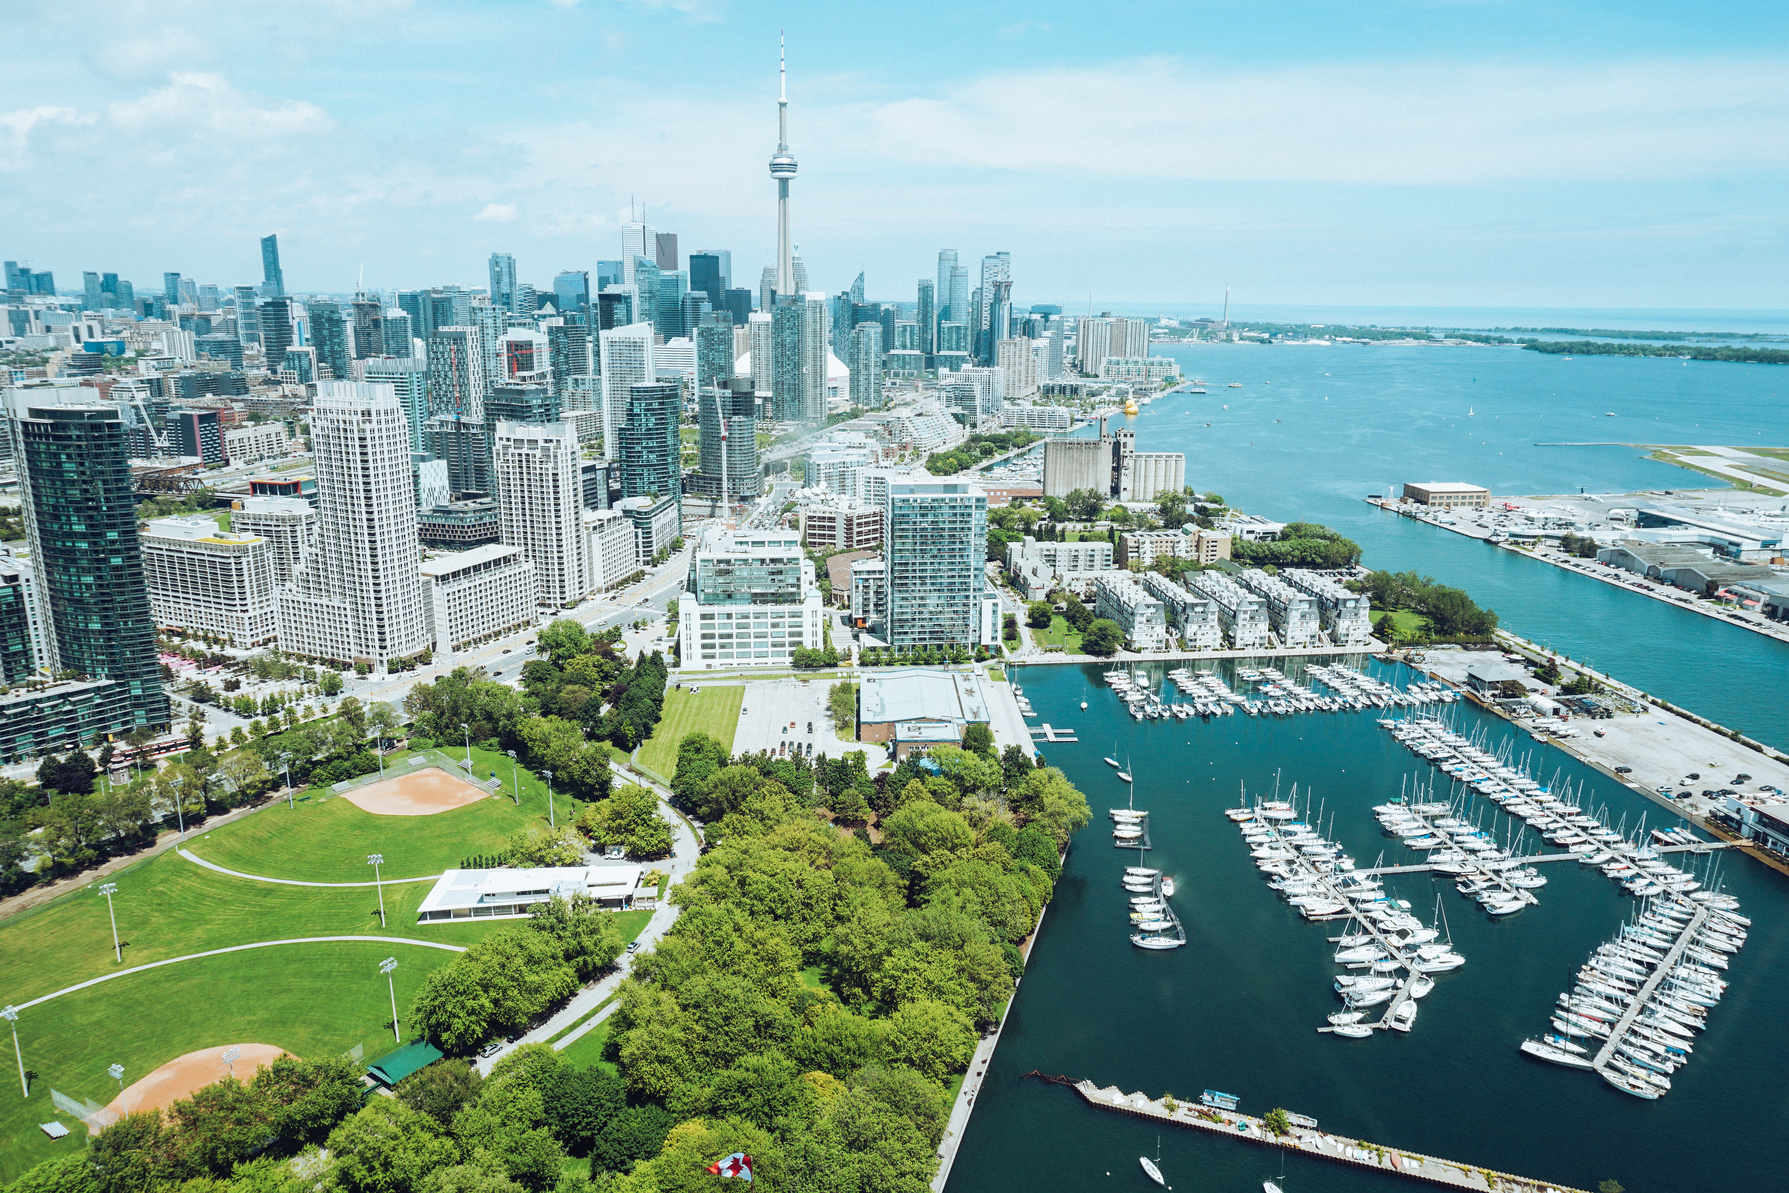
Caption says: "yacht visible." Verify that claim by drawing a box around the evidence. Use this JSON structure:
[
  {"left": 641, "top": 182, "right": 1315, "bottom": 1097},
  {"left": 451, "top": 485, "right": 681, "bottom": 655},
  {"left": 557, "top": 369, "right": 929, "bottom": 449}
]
[{"left": 1160, "top": 877, "right": 1176, "bottom": 898}]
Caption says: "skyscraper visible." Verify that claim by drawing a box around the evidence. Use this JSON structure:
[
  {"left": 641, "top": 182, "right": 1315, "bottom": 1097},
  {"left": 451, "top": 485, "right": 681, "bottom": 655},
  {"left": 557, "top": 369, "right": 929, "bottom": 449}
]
[
  {"left": 360, "top": 356, "right": 429, "bottom": 452},
  {"left": 884, "top": 479, "right": 988, "bottom": 648},
  {"left": 234, "top": 285, "right": 262, "bottom": 347},
  {"left": 7, "top": 394, "right": 168, "bottom": 728},
  {"left": 947, "top": 265, "right": 970, "bottom": 333},
  {"left": 488, "top": 253, "right": 518, "bottom": 311},
  {"left": 769, "top": 302, "right": 803, "bottom": 421},
  {"left": 494, "top": 420, "right": 585, "bottom": 606},
  {"left": 260, "top": 234, "right": 285, "bottom": 298},
  {"left": 82, "top": 272, "right": 102, "bottom": 313},
  {"left": 758, "top": 266, "right": 776, "bottom": 312},
  {"left": 748, "top": 312, "right": 775, "bottom": 395},
  {"left": 769, "top": 35, "right": 798, "bottom": 296},
  {"left": 916, "top": 279, "right": 935, "bottom": 357},
  {"left": 695, "top": 312, "right": 735, "bottom": 397},
  {"left": 976, "top": 252, "right": 1012, "bottom": 364},
  {"left": 544, "top": 320, "right": 590, "bottom": 403},
  {"left": 597, "top": 323, "right": 655, "bottom": 462},
  {"left": 849, "top": 322, "right": 883, "bottom": 407},
  {"left": 306, "top": 302, "right": 351, "bottom": 379},
  {"left": 654, "top": 232, "right": 679, "bottom": 272},
  {"left": 259, "top": 299, "right": 294, "bottom": 369},
  {"left": 277, "top": 382, "right": 428, "bottom": 669},
  {"left": 621, "top": 222, "right": 655, "bottom": 282},
  {"left": 616, "top": 382, "right": 682, "bottom": 502},
  {"left": 427, "top": 327, "right": 485, "bottom": 419},
  {"left": 163, "top": 272, "right": 182, "bottom": 307},
  {"left": 691, "top": 378, "right": 761, "bottom": 503},
  {"left": 800, "top": 293, "right": 830, "bottom": 422},
  {"left": 350, "top": 299, "right": 384, "bottom": 360},
  {"left": 689, "top": 252, "right": 725, "bottom": 306},
  {"left": 552, "top": 271, "right": 589, "bottom": 321}
]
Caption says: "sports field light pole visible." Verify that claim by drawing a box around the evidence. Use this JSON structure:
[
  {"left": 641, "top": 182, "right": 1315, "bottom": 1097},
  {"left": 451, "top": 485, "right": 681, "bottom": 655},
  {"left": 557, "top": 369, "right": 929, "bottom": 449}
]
[
  {"left": 380, "top": 957, "right": 400, "bottom": 1043},
  {"left": 461, "top": 722, "right": 472, "bottom": 770},
  {"left": 2, "top": 1006, "right": 23, "bottom": 1097},
  {"left": 170, "top": 776, "right": 186, "bottom": 837},
  {"left": 506, "top": 750, "right": 520, "bottom": 806},
  {"left": 99, "top": 883, "right": 121, "bottom": 963},
  {"left": 108, "top": 1064, "right": 123, "bottom": 1094},
  {"left": 543, "top": 770, "right": 555, "bottom": 828},
  {"left": 367, "top": 854, "right": 386, "bottom": 928}
]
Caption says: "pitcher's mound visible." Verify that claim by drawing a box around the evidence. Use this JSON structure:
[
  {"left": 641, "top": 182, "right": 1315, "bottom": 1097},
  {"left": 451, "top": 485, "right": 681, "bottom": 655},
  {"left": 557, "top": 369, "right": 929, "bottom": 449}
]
[
  {"left": 344, "top": 767, "right": 488, "bottom": 816},
  {"left": 107, "top": 1044, "right": 290, "bottom": 1116}
]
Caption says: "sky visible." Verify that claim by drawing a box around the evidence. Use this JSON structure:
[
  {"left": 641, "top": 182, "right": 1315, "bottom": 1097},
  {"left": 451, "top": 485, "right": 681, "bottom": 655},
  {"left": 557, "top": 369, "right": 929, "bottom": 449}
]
[{"left": 3, "top": 0, "right": 1788, "bottom": 316}]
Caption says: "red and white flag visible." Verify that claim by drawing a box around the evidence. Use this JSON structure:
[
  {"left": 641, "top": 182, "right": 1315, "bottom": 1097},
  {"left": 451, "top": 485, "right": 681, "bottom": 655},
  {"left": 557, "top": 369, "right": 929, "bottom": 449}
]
[{"left": 707, "top": 1153, "right": 753, "bottom": 1183}]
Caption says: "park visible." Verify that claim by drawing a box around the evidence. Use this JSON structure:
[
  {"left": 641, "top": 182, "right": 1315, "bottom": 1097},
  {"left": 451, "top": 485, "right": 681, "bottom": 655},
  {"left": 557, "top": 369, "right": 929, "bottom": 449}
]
[{"left": 0, "top": 742, "right": 653, "bottom": 1182}]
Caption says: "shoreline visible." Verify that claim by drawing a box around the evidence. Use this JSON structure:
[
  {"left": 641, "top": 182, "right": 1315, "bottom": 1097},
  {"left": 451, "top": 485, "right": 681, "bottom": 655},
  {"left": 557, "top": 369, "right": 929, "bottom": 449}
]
[{"left": 1363, "top": 497, "right": 1789, "bottom": 648}]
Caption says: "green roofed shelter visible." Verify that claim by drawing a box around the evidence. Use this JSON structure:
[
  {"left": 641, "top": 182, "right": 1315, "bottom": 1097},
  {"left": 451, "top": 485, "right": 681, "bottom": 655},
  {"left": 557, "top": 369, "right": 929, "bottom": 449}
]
[{"left": 366, "top": 1040, "right": 443, "bottom": 1087}]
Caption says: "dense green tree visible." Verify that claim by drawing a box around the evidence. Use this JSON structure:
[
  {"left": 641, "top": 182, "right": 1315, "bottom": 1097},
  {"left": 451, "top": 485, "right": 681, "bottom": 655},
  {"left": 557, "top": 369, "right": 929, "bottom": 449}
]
[
  {"left": 527, "top": 894, "right": 626, "bottom": 981},
  {"left": 538, "top": 618, "right": 591, "bottom": 664},
  {"left": 1025, "top": 601, "right": 1053, "bottom": 629},
  {"left": 881, "top": 999, "right": 977, "bottom": 1082},
  {"left": 326, "top": 1100, "right": 460, "bottom": 1193},
  {"left": 959, "top": 722, "right": 996, "bottom": 758},
  {"left": 419, "top": 1155, "right": 523, "bottom": 1193},
  {"left": 397, "top": 1060, "right": 486, "bottom": 1128},
  {"left": 577, "top": 785, "right": 673, "bottom": 859},
  {"left": 1081, "top": 618, "right": 1123, "bottom": 656}
]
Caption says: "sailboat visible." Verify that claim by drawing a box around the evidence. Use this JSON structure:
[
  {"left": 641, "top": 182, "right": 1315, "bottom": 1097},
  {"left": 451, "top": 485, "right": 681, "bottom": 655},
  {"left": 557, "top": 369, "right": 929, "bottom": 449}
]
[
  {"left": 1265, "top": 1148, "right": 1286, "bottom": 1193},
  {"left": 1140, "top": 1136, "right": 1169, "bottom": 1188},
  {"left": 1105, "top": 739, "right": 1121, "bottom": 768}
]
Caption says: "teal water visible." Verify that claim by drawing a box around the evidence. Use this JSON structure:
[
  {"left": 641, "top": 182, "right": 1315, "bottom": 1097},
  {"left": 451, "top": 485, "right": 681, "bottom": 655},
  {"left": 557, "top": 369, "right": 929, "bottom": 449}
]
[
  {"left": 1127, "top": 342, "right": 1789, "bottom": 749},
  {"left": 947, "top": 663, "right": 1789, "bottom": 1193}
]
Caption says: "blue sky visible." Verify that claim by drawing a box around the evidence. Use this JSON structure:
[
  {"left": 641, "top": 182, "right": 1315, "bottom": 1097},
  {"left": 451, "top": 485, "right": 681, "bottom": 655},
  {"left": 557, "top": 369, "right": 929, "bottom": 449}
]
[{"left": 3, "top": 0, "right": 1787, "bottom": 314}]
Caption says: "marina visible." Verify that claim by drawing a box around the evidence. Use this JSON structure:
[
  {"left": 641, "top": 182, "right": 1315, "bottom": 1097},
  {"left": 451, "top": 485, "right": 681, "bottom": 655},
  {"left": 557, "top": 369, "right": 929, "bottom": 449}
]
[{"left": 1101, "top": 662, "right": 1461, "bottom": 722}]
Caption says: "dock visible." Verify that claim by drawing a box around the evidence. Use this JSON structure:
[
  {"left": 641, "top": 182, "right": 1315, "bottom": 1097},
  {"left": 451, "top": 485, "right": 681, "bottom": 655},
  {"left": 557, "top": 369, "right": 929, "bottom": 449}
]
[
  {"left": 1357, "top": 840, "right": 1745, "bottom": 878},
  {"left": 1030, "top": 1073, "right": 1587, "bottom": 1193},
  {"left": 1589, "top": 903, "right": 1710, "bottom": 1076},
  {"left": 1030, "top": 723, "right": 1079, "bottom": 743}
]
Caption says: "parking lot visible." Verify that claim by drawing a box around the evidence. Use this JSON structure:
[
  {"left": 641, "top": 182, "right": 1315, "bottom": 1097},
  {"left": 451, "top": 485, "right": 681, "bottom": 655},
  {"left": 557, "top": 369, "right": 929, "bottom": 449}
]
[{"left": 733, "top": 676, "right": 890, "bottom": 769}]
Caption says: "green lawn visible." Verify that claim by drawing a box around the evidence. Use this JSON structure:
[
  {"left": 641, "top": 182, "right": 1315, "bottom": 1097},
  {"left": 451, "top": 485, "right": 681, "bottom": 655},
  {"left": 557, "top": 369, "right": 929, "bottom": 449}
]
[
  {"left": 1030, "top": 614, "right": 1084, "bottom": 653},
  {"left": 635, "top": 686, "right": 742, "bottom": 781},
  {"left": 196, "top": 752, "right": 555, "bottom": 883},
  {"left": 554, "top": 1021, "right": 616, "bottom": 1075},
  {"left": 1371, "top": 609, "right": 1427, "bottom": 639}
]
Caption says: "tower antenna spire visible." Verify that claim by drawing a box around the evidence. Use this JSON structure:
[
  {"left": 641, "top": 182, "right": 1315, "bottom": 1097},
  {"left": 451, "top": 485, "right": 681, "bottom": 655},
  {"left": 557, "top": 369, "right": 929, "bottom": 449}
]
[{"left": 769, "top": 31, "right": 798, "bottom": 298}]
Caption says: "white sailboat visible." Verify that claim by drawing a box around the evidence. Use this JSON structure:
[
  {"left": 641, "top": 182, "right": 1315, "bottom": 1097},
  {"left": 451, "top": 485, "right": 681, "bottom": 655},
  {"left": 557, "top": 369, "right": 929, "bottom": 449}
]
[{"left": 1139, "top": 1136, "right": 1169, "bottom": 1188}]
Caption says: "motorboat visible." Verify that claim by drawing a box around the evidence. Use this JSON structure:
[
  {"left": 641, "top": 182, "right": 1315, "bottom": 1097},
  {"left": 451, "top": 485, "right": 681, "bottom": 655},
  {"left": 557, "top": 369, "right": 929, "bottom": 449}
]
[{"left": 1160, "top": 877, "right": 1176, "bottom": 898}]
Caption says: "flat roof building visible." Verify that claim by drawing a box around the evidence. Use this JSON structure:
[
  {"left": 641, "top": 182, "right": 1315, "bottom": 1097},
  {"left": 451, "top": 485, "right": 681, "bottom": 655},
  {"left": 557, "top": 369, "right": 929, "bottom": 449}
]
[
  {"left": 1236, "top": 568, "right": 1325, "bottom": 649},
  {"left": 679, "top": 528, "right": 823, "bottom": 671},
  {"left": 885, "top": 479, "right": 987, "bottom": 648},
  {"left": 230, "top": 496, "right": 315, "bottom": 584},
  {"left": 801, "top": 499, "right": 883, "bottom": 552},
  {"left": 1091, "top": 570, "right": 1171, "bottom": 652},
  {"left": 1188, "top": 571, "right": 1270, "bottom": 650},
  {"left": 420, "top": 543, "right": 538, "bottom": 654},
  {"left": 857, "top": 667, "right": 994, "bottom": 750},
  {"left": 1280, "top": 569, "right": 1374, "bottom": 645},
  {"left": 416, "top": 864, "right": 642, "bottom": 922},
  {"left": 1137, "top": 571, "right": 1221, "bottom": 651},
  {"left": 1403, "top": 482, "right": 1491, "bottom": 509},
  {"left": 141, "top": 515, "right": 279, "bottom": 646}
]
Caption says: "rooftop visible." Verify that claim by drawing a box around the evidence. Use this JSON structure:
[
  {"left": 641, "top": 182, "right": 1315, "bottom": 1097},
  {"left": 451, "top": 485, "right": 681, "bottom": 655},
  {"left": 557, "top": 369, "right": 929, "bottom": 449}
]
[{"left": 860, "top": 667, "right": 991, "bottom": 726}]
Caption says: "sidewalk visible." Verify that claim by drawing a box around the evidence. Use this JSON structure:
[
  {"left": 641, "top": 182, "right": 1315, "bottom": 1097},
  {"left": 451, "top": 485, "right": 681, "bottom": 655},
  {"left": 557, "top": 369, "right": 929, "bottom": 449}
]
[{"left": 473, "top": 763, "right": 700, "bottom": 1074}]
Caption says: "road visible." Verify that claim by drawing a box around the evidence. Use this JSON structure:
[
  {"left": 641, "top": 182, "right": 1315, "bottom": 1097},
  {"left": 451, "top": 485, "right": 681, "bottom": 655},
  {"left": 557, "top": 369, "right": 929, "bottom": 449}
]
[{"left": 473, "top": 761, "right": 702, "bottom": 1074}]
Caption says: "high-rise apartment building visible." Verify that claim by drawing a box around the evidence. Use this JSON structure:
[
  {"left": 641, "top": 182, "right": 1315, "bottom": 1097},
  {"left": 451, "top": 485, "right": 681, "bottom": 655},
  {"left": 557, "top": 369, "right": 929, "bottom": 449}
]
[
  {"left": 544, "top": 320, "right": 590, "bottom": 403},
  {"left": 770, "top": 303, "right": 802, "bottom": 421},
  {"left": 748, "top": 313, "right": 774, "bottom": 394},
  {"left": 884, "top": 479, "right": 988, "bottom": 648},
  {"left": 849, "top": 323, "right": 883, "bottom": 407},
  {"left": 654, "top": 232, "right": 679, "bottom": 272},
  {"left": 996, "top": 337, "right": 1039, "bottom": 400},
  {"left": 799, "top": 293, "right": 830, "bottom": 421},
  {"left": 689, "top": 251, "right": 728, "bottom": 305},
  {"left": 141, "top": 516, "right": 279, "bottom": 646},
  {"left": 493, "top": 421, "right": 586, "bottom": 607},
  {"left": 358, "top": 356, "right": 429, "bottom": 452},
  {"left": 936, "top": 250, "right": 957, "bottom": 324},
  {"left": 427, "top": 326, "right": 485, "bottom": 419},
  {"left": 616, "top": 382, "right": 682, "bottom": 505},
  {"left": 260, "top": 234, "right": 285, "bottom": 298},
  {"left": 306, "top": 302, "right": 351, "bottom": 379},
  {"left": 234, "top": 285, "right": 262, "bottom": 347},
  {"left": 678, "top": 528, "right": 823, "bottom": 672},
  {"left": 597, "top": 322, "right": 654, "bottom": 462},
  {"left": 689, "top": 379, "right": 761, "bottom": 503},
  {"left": 552, "top": 271, "right": 590, "bottom": 321},
  {"left": 695, "top": 312, "right": 734, "bottom": 397},
  {"left": 167, "top": 408, "right": 223, "bottom": 463},
  {"left": 381, "top": 309, "right": 414, "bottom": 356},
  {"left": 231, "top": 496, "right": 316, "bottom": 585},
  {"left": 916, "top": 279, "right": 935, "bottom": 356},
  {"left": 259, "top": 299, "right": 294, "bottom": 369},
  {"left": 488, "top": 252, "right": 518, "bottom": 311},
  {"left": 277, "top": 382, "right": 429, "bottom": 669},
  {"left": 350, "top": 299, "right": 384, "bottom": 361},
  {"left": 7, "top": 395, "right": 168, "bottom": 728}
]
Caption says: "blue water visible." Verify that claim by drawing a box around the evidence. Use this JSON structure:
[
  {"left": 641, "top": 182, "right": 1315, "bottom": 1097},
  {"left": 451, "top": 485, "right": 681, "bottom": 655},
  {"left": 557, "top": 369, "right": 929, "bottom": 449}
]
[
  {"left": 947, "top": 663, "right": 1789, "bottom": 1193},
  {"left": 1095, "top": 304, "right": 1789, "bottom": 336},
  {"left": 1119, "top": 342, "right": 1789, "bottom": 749}
]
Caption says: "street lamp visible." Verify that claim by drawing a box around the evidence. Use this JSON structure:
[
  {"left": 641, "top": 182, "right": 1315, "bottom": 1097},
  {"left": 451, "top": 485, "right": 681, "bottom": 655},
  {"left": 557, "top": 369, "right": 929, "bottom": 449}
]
[
  {"left": 542, "top": 770, "right": 555, "bottom": 828},
  {"left": 367, "top": 854, "right": 386, "bottom": 928},
  {"left": 99, "top": 883, "right": 121, "bottom": 963},
  {"left": 1, "top": 1006, "right": 23, "bottom": 1097},
  {"left": 380, "top": 957, "right": 400, "bottom": 1043},
  {"left": 461, "top": 722, "right": 472, "bottom": 769},
  {"left": 108, "top": 1063, "right": 124, "bottom": 1094},
  {"left": 506, "top": 750, "right": 520, "bottom": 807}
]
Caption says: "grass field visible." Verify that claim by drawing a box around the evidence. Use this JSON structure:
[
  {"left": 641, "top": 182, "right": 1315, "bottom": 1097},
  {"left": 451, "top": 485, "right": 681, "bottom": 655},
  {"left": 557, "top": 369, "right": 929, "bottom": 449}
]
[
  {"left": 1371, "top": 609, "right": 1428, "bottom": 639},
  {"left": 634, "top": 686, "right": 742, "bottom": 781},
  {"left": 0, "top": 745, "right": 631, "bottom": 1182},
  {"left": 1030, "top": 614, "right": 1084, "bottom": 653},
  {"left": 553, "top": 1022, "right": 616, "bottom": 1075}
]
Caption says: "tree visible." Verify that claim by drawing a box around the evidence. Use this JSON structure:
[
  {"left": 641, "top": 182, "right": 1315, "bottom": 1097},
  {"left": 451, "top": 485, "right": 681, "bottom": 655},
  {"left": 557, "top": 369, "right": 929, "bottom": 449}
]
[
  {"left": 1082, "top": 618, "right": 1123, "bottom": 656},
  {"left": 1061, "top": 595, "right": 1093, "bottom": 634},
  {"left": 1063, "top": 487, "right": 1103, "bottom": 521},
  {"left": 326, "top": 1099, "right": 460, "bottom": 1193},
  {"left": 318, "top": 670, "right": 345, "bottom": 696},
  {"left": 420, "top": 1156, "right": 522, "bottom": 1193},
  {"left": 1263, "top": 1107, "right": 1291, "bottom": 1136},
  {"left": 507, "top": 823, "right": 590, "bottom": 867},
  {"left": 1025, "top": 601, "right": 1053, "bottom": 629},
  {"left": 882, "top": 998, "right": 976, "bottom": 1082},
  {"left": 576, "top": 785, "right": 673, "bottom": 860},
  {"left": 960, "top": 722, "right": 996, "bottom": 758},
  {"left": 396, "top": 1060, "right": 486, "bottom": 1127},
  {"left": 538, "top": 619, "right": 590, "bottom": 664},
  {"left": 826, "top": 682, "right": 857, "bottom": 734}
]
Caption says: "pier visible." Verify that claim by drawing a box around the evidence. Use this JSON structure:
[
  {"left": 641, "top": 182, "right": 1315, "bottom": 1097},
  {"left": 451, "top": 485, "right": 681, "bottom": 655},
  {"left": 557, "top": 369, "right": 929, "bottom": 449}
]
[
  {"left": 1357, "top": 839, "right": 1745, "bottom": 878},
  {"left": 1030, "top": 723, "right": 1079, "bottom": 743},
  {"left": 1589, "top": 903, "right": 1709, "bottom": 1076},
  {"left": 1030, "top": 1073, "right": 1587, "bottom": 1193}
]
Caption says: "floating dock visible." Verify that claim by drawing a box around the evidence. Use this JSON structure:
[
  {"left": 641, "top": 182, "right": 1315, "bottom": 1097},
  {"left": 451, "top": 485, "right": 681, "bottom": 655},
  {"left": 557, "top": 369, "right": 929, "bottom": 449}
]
[{"left": 1030, "top": 1072, "right": 1587, "bottom": 1193}]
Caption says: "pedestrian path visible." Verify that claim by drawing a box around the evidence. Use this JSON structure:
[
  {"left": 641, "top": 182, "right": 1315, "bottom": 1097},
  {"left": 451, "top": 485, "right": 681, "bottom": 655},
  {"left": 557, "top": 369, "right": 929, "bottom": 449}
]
[{"left": 178, "top": 849, "right": 442, "bottom": 887}]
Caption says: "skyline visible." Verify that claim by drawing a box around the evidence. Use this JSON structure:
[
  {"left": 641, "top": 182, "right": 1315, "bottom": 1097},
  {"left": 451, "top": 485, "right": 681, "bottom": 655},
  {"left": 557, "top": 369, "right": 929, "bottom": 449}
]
[{"left": 3, "top": 1, "right": 1789, "bottom": 310}]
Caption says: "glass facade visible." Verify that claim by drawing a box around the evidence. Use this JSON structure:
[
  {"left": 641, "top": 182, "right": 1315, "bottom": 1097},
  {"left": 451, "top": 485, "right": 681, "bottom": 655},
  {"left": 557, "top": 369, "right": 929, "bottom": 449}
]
[
  {"left": 616, "top": 382, "right": 681, "bottom": 502},
  {"left": 886, "top": 481, "right": 987, "bottom": 648}
]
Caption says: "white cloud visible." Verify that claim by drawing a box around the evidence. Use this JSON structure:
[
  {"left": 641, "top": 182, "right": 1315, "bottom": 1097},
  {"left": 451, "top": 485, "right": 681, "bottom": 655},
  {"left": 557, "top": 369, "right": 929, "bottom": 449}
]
[
  {"left": 108, "top": 72, "right": 333, "bottom": 140},
  {"left": 850, "top": 56, "right": 1789, "bottom": 184},
  {"left": 87, "top": 29, "right": 216, "bottom": 81},
  {"left": 475, "top": 203, "right": 518, "bottom": 222}
]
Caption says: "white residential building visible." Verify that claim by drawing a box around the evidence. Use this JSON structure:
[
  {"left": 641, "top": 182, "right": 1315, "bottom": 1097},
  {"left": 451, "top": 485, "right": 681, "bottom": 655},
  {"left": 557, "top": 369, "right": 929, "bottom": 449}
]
[
  {"left": 1005, "top": 535, "right": 1113, "bottom": 576},
  {"left": 806, "top": 439, "right": 876, "bottom": 494},
  {"left": 277, "top": 382, "right": 430, "bottom": 668},
  {"left": 1001, "top": 404, "right": 1072, "bottom": 432},
  {"left": 1187, "top": 571, "right": 1271, "bottom": 651},
  {"left": 617, "top": 494, "right": 680, "bottom": 563},
  {"left": 230, "top": 496, "right": 316, "bottom": 585},
  {"left": 420, "top": 544, "right": 538, "bottom": 653},
  {"left": 1280, "top": 569, "right": 1374, "bottom": 645},
  {"left": 1100, "top": 356, "right": 1181, "bottom": 383},
  {"left": 584, "top": 508, "right": 638, "bottom": 591},
  {"left": 598, "top": 322, "right": 654, "bottom": 462},
  {"left": 1236, "top": 568, "right": 1325, "bottom": 649},
  {"left": 1090, "top": 570, "right": 1170, "bottom": 652},
  {"left": 1137, "top": 572, "right": 1222, "bottom": 651},
  {"left": 679, "top": 528, "right": 825, "bottom": 670},
  {"left": 493, "top": 420, "right": 586, "bottom": 607},
  {"left": 222, "top": 421, "right": 289, "bottom": 464},
  {"left": 996, "top": 337, "right": 1039, "bottom": 399},
  {"left": 140, "top": 516, "right": 279, "bottom": 646},
  {"left": 850, "top": 557, "right": 887, "bottom": 634}
]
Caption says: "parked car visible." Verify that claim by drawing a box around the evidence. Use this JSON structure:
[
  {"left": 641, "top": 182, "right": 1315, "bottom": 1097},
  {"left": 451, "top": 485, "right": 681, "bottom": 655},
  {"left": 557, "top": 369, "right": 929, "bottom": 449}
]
[
  {"left": 478, "top": 1042, "right": 502, "bottom": 1058},
  {"left": 1614, "top": 765, "right": 1632, "bottom": 774}
]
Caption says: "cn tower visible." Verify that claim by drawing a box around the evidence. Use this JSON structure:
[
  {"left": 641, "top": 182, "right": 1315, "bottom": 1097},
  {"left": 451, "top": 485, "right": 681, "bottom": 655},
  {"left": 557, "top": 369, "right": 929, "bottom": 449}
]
[{"left": 768, "top": 32, "right": 797, "bottom": 298}]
